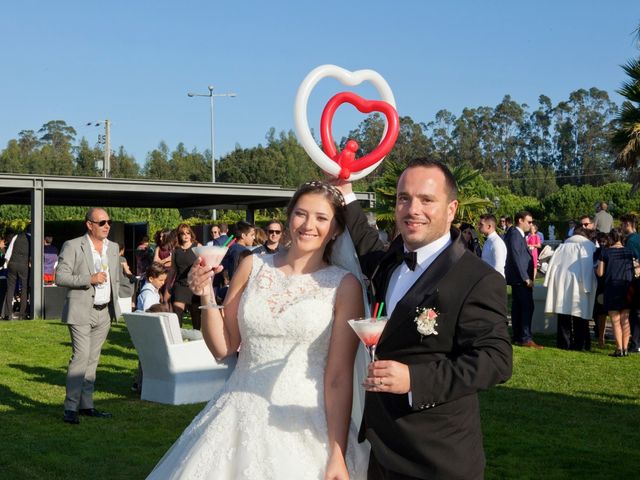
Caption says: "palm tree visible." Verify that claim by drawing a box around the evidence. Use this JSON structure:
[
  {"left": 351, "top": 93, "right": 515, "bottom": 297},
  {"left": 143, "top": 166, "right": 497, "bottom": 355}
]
[{"left": 612, "top": 23, "right": 640, "bottom": 180}]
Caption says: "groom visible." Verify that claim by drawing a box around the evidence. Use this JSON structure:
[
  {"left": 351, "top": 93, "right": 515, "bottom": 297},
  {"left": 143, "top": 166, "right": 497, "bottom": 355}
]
[{"left": 338, "top": 158, "right": 512, "bottom": 479}]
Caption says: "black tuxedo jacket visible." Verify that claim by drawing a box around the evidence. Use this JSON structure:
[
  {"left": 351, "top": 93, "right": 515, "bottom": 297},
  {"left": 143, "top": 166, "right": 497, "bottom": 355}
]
[
  {"left": 346, "top": 202, "right": 512, "bottom": 480},
  {"left": 503, "top": 226, "right": 533, "bottom": 286}
]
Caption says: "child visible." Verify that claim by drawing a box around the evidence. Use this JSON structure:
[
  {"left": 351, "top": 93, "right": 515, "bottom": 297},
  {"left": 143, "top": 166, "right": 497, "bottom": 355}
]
[{"left": 136, "top": 262, "right": 168, "bottom": 312}]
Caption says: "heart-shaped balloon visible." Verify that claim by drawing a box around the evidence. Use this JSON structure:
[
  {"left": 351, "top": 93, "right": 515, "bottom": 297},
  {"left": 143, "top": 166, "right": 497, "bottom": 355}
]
[
  {"left": 294, "top": 65, "right": 398, "bottom": 181},
  {"left": 320, "top": 91, "right": 399, "bottom": 180}
]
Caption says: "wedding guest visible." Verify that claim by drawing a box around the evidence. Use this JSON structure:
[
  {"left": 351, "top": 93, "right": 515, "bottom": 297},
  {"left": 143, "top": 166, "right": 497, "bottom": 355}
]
[
  {"left": 620, "top": 214, "right": 640, "bottom": 353},
  {"left": 593, "top": 232, "right": 610, "bottom": 347},
  {"left": 594, "top": 201, "right": 614, "bottom": 233},
  {"left": 152, "top": 229, "right": 173, "bottom": 269},
  {"left": 596, "top": 228, "right": 635, "bottom": 357},
  {"left": 206, "top": 224, "right": 222, "bottom": 246},
  {"left": 222, "top": 221, "right": 255, "bottom": 282},
  {"left": 136, "top": 262, "right": 168, "bottom": 312},
  {"left": 153, "top": 229, "right": 175, "bottom": 304},
  {"left": 135, "top": 236, "right": 153, "bottom": 275},
  {"left": 543, "top": 227, "right": 596, "bottom": 350},
  {"left": 505, "top": 211, "right": 542, "bottom": 348},
  {"left": 527, "top": 223, "right": 542, "bottom": 280},
  {"left": 253, "top": 219, "right": 284, "bottom": 255},
  {"left": 217, "top": 223, "right": 230, "bottom": 246},
  {"left": 460, "top": 222, "right": 482, "bottom": 257},
  {"left": 3, "top": 225, "right": 31, "bottom": 320},
  {"left": 253, "top": 227, "right": 267, "bottom": 249},
  {"left": 0, "top": 237, "right": 7, "bottom": 319},
  {"left": 43, "top": 235, "right": 58, "bottom": 284},
  {"left": 478, "top": 214, "right": 507, "bottom": 277},
  {"left": 56, "top": 208, "right": 120, "bottom": 424},
  {"left": 170, "top": 224, "right": 201, "bottom": 328},
  {"left": 118, "top": 244, "right": 136, "bottom": 312}
]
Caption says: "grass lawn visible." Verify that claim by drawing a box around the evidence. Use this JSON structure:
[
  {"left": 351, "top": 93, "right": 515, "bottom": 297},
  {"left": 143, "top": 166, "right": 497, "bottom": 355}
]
[{"left": 1, "top": 320, "right": 639, "bottom": 480}]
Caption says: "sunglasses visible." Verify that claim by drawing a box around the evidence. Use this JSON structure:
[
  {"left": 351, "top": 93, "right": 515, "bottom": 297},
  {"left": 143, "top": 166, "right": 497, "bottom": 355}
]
[
  {"left": 88, "top": 219, "right": 113, "bottom": 227},
  {"left": 268, "top": 230, "right": 282, "bottom": 235},
  {"left": 581, "top": 223, "right": 591, "bottom": 227}
]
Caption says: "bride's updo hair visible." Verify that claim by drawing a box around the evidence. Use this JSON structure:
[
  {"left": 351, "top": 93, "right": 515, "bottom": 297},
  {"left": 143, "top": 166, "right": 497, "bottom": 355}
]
[{"left": 286, "top": 181, "right": 347, "bottom": 264}]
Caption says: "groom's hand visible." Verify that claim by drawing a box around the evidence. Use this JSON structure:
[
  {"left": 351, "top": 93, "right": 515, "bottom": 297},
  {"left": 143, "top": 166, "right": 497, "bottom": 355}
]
[{"left": 364, "top": 360, "right": 411, "bottom": 394}]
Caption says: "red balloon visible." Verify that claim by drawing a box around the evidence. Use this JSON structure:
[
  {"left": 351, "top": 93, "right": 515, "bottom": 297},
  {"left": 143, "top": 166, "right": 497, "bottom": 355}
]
[{"left": 320, "top": 91, "right": 399, "bottom": 179}]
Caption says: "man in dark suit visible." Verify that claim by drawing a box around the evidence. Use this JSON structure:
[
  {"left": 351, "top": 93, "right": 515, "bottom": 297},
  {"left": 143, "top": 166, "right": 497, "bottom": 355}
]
[
  {"left": 338, "top": 158, "right": 512, "bottom": 479},
  {"left": 504, "top": 211, "right": 543, "bottom": 349},
  {"left": 2, "top": 227, "right": 31, "bottom": 320},
  {"left": 55, "top": 208, "right": 121, "bottom": 424}
]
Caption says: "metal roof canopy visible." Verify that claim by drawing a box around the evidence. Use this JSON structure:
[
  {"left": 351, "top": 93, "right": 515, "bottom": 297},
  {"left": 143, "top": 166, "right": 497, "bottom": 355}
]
[{"left": 0, "top": 173, "right": 376, "bottom": 318}]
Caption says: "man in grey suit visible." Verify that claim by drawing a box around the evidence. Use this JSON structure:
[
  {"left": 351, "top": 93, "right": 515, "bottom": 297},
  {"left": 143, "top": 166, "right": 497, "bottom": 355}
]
[{"left": 56, "top": 208, "right": 121, "bottom": 424}]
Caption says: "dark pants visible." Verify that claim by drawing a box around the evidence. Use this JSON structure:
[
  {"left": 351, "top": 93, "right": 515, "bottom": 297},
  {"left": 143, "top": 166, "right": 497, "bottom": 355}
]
[
  {"left": 557, "top": 314, "right": 591, "bottom": 350},
  {"left": 511, "top": 284, "right": 534, "bottom": 343},
  {"left": 368, "top": 453, "right": 424, "bottom": 480},
  {"left": 3, "top": 262, "right": 29, "bottom": 319}
]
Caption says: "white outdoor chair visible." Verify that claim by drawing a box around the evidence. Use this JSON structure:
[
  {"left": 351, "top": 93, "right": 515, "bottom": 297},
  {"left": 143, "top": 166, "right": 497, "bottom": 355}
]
[{"left": 124, "top": 312, "right": 236, "bottom": 405}]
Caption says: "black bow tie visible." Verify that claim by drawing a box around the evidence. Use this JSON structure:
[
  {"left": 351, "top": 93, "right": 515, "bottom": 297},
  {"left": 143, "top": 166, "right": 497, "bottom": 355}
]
[{"left": 403, "top": 251, "right": 418, "bottom": 271}]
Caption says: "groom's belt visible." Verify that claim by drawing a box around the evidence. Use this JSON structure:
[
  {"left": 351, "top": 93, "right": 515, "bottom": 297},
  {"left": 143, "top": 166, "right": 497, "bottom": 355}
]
[{"left": 92, "top": 303, "right": 109, "bottom": 311}]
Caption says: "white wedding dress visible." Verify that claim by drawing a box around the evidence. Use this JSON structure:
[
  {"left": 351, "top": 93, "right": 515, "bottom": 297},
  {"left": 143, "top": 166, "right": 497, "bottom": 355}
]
[{"left": 148, "top": 253, "right": 369, "bottom": 479}]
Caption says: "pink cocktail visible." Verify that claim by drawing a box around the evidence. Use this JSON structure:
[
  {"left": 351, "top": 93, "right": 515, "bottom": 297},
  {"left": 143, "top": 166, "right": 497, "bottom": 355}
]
[
  {"left": 348, "top": 316, "right": 389, "bottom": 363},
  {"left": 192, "top": 245, "right": 228, "bottom": 309}
]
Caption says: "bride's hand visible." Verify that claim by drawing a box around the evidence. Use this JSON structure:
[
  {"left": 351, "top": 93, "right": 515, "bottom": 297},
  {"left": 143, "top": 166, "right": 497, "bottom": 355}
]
[
  {"left": 187, "top": 257, "right": 214, "bottom": 296},
  {"left": 324, "top": 452, "right": 349, "bottom": 480}
]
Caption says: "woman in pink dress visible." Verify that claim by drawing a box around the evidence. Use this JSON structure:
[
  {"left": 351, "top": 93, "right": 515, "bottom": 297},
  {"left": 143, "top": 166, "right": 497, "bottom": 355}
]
[{"left": 527, "top": 223, "right": 542, "bottom": 279}]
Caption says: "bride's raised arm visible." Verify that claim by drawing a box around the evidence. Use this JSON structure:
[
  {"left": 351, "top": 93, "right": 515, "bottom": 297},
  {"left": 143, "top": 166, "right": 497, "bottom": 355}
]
[{"left": 188, "top": 254, "right": 253, "bottom": 360}]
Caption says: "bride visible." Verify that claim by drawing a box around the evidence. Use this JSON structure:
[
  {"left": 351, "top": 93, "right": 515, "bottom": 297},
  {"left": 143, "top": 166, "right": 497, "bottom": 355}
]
[{"left": 147, "top": 181, "right": 368, "bottom": 479}]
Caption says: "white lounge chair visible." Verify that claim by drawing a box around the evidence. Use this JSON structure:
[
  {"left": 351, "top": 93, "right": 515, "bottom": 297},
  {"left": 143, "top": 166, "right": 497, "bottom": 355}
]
[{"left": 124, "top": 312, "right": 236, "bottom": 405}]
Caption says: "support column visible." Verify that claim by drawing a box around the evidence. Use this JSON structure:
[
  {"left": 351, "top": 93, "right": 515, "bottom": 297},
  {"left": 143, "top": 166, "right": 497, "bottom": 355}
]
[{"left": 31, "top": 179, "right": 45, "bottom": 319}]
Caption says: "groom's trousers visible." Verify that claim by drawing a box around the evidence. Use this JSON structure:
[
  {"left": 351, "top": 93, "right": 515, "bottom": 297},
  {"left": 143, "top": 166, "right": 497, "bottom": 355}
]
[{"left": 367, "top": 453, "right": 424, "bottom": 480}]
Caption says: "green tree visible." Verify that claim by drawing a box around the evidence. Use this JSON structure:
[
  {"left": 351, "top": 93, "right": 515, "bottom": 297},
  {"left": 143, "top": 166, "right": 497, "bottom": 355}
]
[
  {"left": 491, "top": 95, "right": 526, "bottom": 178},
  {"left": 217, "top": 129, "right": 319, "bottom": 186},
  {"left": 110, "top": 146, "right": 139, "bottom": 179},
  {"left": 169, "top": 143, "right": 209, "bottom": 182},
  {"left": 38, "top": 120, "right": 76, "bottom": 175},
  {"left": 143, "top": 142, "right": 172, "bottom": 180},
  {"left": 553, "top": 88, "right": 618, "bottom": 185},
  {"left": 426, "top": 109, "right": 457, "bottom": 165},
  {"left": 74, "top": 138, "right": 102, "bottom": 177},
  {"left": 0, "top": 140, "right": 27, "bottom": 173}
]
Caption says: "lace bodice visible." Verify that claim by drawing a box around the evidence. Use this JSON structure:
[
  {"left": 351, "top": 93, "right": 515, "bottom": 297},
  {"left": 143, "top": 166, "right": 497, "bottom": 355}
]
[
  {"left": 148, "top": 254, "right": 368, "bottom": 480},
  {"left": 232, "top": 255, "right": 348, "bottom": 404}
]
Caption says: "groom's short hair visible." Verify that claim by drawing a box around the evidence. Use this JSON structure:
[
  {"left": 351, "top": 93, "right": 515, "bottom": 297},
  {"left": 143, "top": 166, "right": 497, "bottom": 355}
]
[{"left": 405, "top": 157, "right": 458, "bottom": 201}]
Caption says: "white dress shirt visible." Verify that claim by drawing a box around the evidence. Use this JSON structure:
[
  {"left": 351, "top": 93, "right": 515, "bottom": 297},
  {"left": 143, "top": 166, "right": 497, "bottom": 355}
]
[
  {"left": 386, "top": 232, "right": 452, "bottom": 316},
  {"left": 481, "top": 231, "right": 507, "bottom": 278},
  {"left": 88, "top": 235, "right": 111, "bottom": 305}
]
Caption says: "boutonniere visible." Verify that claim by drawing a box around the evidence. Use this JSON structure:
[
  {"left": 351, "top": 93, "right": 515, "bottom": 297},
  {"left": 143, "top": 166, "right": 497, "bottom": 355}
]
[{"left": 414, "top": 306, "right": 439, "bottom": 337}]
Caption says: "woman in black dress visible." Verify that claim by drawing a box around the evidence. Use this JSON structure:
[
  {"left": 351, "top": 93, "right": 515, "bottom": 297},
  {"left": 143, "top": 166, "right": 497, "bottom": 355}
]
[
  {"left": 596, "top": 228, "right": 635, "bottom": 357},
  {"left": 171, "top": 224, "right": 201, "bottom": 328}
]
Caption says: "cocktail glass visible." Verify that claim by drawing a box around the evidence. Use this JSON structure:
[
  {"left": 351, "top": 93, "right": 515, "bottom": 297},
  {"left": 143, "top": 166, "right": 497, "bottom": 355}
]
[
  {"left": 192, "top": 245, "right": 228, "bottom": 309},
  {"left": 348, "top": 316, "right": 389, "bottom": 363}
]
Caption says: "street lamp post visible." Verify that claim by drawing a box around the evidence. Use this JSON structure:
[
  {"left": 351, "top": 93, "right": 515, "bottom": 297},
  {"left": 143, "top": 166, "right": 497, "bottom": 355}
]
[
  {"left": 187, "top": 86, "right": 236, "bottom": 183},
  {"left": 188, "top": 86, "right": 236, "bottom": 221}
]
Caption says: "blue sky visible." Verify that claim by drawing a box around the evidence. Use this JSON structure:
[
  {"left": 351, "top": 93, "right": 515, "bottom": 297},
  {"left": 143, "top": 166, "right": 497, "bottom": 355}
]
[{"left": 1, "top": 1, "right": 638, "bottom": 168}]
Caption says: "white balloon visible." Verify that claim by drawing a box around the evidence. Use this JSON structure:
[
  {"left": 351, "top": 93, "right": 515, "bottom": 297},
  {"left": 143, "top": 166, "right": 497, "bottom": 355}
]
[{"left": 293, "top": 65, "right": 397, "bottom": 182}]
